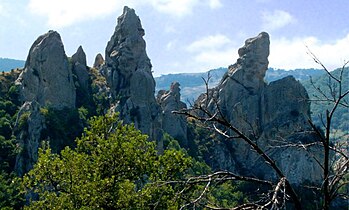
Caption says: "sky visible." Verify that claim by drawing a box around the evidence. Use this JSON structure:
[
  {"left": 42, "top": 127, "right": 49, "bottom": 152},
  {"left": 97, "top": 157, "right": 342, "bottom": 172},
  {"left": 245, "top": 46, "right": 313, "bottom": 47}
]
[{"left": 0, "top": 0, "right": 348, "bottom": 76}]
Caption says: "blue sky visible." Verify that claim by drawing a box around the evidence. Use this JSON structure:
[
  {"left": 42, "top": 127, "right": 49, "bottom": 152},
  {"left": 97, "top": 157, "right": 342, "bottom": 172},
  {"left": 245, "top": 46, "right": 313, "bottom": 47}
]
[{"left": 0, "top": 0, "right": 348, "bottom": 76}]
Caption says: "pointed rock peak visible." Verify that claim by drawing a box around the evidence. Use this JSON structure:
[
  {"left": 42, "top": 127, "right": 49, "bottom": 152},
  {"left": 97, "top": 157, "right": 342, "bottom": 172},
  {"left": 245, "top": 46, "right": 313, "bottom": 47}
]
[
  {"left": 72, "top": 45, "right": 87, "bottom": 66},
  {"left": 170, "top": 81, "right": 180, "bottom": 91},
  {"left": 238, "top": 32, "right": 269, "bottom": 58},
  {"left": 16, "top": 30, "right": 76, "bottom": 109},
  {"left": 93, "top": 53, "right": 104, "bottom": 69},
  {"left": 226, "top": 32, "right": 270, "bottom": 90},
  {"left": 25, "top": 30, "right": 64, "bottom": 68},
  {"left": 116, "top": 6, "right": 145, "bottom": 37},
  {"left": 170, "top": 82, "right": 181, "bottom": 98}
]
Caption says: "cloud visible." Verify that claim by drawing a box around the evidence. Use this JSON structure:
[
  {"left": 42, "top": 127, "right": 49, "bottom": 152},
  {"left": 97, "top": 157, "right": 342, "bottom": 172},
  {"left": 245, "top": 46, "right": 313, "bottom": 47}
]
[
  {"left": 269, "top": 33, "right": 349, "bottom": 70},
  {"left": 186, "top": 34, "right": 232, "bottom": 52},
  {"left": 28, "top": 0, "right": 221, "bottom": 28},
  {"left": 182, "top": 33, "right": 349, "bottom": 73},
  {"left": 166, "top": 40, "right": 178, "bottom": 50},
  {"left": 261, "top": 10, "right": 295, "bottom": 31},
  {"left": 28, "top": 0, "right": 128, "bottom": 28},
  {"left": 185, "top": 34, "right": 238, "bottom": 71},
  {"left": 148, "top": 0, "right": 199, "bottom": 17},
  {"left": 208, "top": 0, "right": 223, "bottom": 9}
]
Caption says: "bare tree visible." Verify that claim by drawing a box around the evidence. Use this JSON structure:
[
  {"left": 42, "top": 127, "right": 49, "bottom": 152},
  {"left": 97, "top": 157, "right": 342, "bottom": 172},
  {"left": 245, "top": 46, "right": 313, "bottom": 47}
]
[
  {"left": 306, "top": 49, "right": 349, "bottom": 210},
  {"left": 171, "top": 55, "right": 348, "bottom": 209}
]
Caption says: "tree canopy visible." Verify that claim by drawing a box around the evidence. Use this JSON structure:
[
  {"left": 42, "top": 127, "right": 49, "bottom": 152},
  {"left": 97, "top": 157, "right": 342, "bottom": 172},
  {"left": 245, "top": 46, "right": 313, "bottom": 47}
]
[{"left": 23, "top": 114, "right": 193, "bottom": 209}]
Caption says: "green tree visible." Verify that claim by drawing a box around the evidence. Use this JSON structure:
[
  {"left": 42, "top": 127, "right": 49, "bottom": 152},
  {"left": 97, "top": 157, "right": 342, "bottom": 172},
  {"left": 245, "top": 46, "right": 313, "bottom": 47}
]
[{"left": 23, "top": 114, "right": 193, "bottom": 209}]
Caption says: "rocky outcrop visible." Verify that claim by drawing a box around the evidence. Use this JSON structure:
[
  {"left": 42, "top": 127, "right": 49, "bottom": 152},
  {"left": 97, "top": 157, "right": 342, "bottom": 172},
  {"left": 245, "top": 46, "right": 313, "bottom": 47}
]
[
  {"left": 196, "top": 32, "right": 322, "bottom": 184},
  {"left": 157, "top": 82, "right": 188, "bottom": 145},
  {"left": 15, "top": 30, "right": 76, "bottom": 109},
  {"left": 100, "top": 6, "right": 160, "bottom": 139},
  {"left": 72, "top": 45, "right": 87, "bottom": 67},
  {"left": 93, "top": 53, "right": 104, "bottom": 69},
  {"left": 71, "top": 46, "right": 90, "bottom": 95},
  {"left": 14, "top": 101, "right": 45, "bottom": 176}
]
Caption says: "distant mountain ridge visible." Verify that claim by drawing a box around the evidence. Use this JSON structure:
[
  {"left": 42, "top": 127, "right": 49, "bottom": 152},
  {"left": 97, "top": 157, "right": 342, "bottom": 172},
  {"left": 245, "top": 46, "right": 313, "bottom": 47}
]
[
  {"left": 155, "top": 67, "right": 324, "bottom": 103},
  {"left": 0, "top": 58, "right": 25, "bottom": 71}
]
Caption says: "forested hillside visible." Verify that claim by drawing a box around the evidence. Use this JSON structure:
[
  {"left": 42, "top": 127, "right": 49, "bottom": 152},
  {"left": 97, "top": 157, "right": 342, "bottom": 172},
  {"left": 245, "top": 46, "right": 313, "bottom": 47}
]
[
  {"left": 155, "top": 67, "right": 324, "bottom": 103},
  {"left": 302, "top": 67, "right": 349, "bottom": 135}
]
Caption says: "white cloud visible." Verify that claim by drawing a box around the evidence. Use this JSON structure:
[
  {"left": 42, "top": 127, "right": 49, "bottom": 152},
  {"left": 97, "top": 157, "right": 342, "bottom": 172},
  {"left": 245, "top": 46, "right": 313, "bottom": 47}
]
[
  {"left": 191, "top": 48, "right": 237, "bottom": 70},
  {"left": 208, "top": 0, "right": 222, "bottom": 9},
  {"left": 166, "top": 40, "right": 178, "bottom": 50},
  {"left": 182, "top": 33, "right": 349, "bottom": 74},
  {"left": 186, "top": 34, "right": 232, "bottom": 52},
  {"left": 0, "top": 3, "right": 9, "bottom": 17},
  {"left": 28, "top": 0, "right": 126, "bottom": 28},
  {"left": 148, "top": 0, "right": 199, "bottom": 17},
  {"left": 269, "top": 33, "right": 349, "bottom": 70},
  {"left": 261, "top": 10, "right": 295, "bottom": 31},
  {"left": 28, "top": 0, "right": 222, "bottom": 28},
  {"left": 185, "top": 34, "right": 238, "bottom": 71}
]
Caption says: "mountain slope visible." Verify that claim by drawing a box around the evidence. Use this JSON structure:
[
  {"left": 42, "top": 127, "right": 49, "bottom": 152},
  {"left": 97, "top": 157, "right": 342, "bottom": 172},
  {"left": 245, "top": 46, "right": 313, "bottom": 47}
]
[
  {"left": 302, "top": 67, "right": 349, "bottom": 132},
  {"left": 155, "top": 67, "right": 324, "bottom": 103},
  {"left": 0, "top": 58, "right": 25, "bottom": 71}
]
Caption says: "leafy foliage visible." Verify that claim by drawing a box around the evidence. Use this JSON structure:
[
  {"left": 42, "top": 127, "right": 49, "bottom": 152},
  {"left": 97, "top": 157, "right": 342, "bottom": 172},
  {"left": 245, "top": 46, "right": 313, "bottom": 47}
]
[
  {"left": 23, "top": 114, "right": 193, "bottom": 209},
  {"left": 0, "top": 70, "right": 23, "bottom": 209}
]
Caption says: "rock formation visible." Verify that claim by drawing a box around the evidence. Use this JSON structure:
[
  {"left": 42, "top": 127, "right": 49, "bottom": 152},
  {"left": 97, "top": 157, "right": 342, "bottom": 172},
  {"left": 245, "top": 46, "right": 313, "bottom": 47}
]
[
  {"left": 71, "top": 46, "right": 90, "bottom": 95},
  {"left": 14, "top": 31, "right": 77, "bottom": 175},
  {"left": 93, "top": 53, "right": 104, "bottom": 69},
  {"left": 15, "top": 30, "right": 76, "bottom": 109},
  {"left": 157, "top": 82, "right": 188, "bottom": 146},
  {"left": 14, "top": 101, "right": 45, "bottom": 176},
  {"left": 100, "top": 6, "right": 161, "bottom": 139},
  {"left": 196, "top": 32, "right": 322, "bottom": 184}
]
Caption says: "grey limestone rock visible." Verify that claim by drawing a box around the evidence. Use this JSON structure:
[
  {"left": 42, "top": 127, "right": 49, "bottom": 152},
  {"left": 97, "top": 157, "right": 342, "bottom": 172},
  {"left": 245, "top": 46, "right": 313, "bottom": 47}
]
[
  {"left": 14, "top": 101, "right": 45, "bottom": 176},
  {"left": 100, "top": 6, "right": 160, "bottom": 140},
  {"left": 157, "top": 82, "right": 188, "bottom": 145},
  {"left": 15, "top": 30, "right": 76, "bottom": 109},
  {"left": 72, "top": 45, "right": 87, "bottom": 67},
  {"left": 71, "top": 46, "right": 90, "bottom": 93},
  {"left": 195, "top": 32, "right": 322, "bottom": 184}
]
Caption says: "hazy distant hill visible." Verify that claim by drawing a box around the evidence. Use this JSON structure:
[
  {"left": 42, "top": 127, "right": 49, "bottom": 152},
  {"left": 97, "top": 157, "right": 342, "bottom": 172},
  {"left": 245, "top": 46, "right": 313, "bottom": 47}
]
[
  {"left": 302, "top": 67, "right": 349, "bottom": 132},
  {"left": 155, "top": 67, "right": 324, "bottom": 103},
  {"left": 0, "top": 58, "right": 25, "bottom": 71}
]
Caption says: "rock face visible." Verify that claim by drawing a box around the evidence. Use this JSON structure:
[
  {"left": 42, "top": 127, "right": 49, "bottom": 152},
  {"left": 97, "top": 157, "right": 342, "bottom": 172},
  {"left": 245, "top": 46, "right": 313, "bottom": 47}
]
[
  {"left": 71, "top": 46, "right": 90, "bottom": 95},
  {"left": 14, "top": 31, "right": 77, "bottom": 175},
  {"left": 157, "top": 82, "right": 188, "bottom": 146},
  {"left": 101, "top": 6, "right": 160, "bottom": 139},
  {"left": 15, "top": 30, "right": 76, "bottom": 109},
  {"left": 14, "top": 101, "right": 45, "bottom": 176},
  {"left": 72, "top": 45, "right": 87, "bottom": 67},
  {"left": 196, "top": 32, "right": 322, "bottom": 184}
]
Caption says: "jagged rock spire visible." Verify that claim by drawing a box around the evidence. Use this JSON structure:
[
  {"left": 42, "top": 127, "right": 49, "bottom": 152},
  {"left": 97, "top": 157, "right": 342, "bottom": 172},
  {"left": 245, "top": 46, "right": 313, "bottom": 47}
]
[
  {"left": 72, "top": 45, "right": 87, "bottom": 67},
  {"left": 101, "top": 6, "right": 160, "bottom": 138}
]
